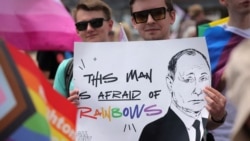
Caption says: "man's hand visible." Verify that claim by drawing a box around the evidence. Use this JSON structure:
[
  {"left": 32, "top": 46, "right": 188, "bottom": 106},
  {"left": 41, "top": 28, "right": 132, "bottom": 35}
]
[
  {"left": 203, "top": 86, "right": 227, "bottom": 129},
  {"left": 67, "top": 89, "right": 79, "bottom": 106}
]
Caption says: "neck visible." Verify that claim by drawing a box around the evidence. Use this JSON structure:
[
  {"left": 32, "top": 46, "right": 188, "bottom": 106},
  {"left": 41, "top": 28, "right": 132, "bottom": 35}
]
[
  {"left": 228, "top": 12, "right": 250, "bottom": 29},
  {"left": 172, "top": 100, "right": 200, "bottom": 119}
]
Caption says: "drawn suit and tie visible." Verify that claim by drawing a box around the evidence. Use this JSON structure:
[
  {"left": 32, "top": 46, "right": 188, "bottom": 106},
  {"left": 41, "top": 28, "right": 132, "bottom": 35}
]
[{"left": 139, "top": 49, "right": 211, "bottom": 141}]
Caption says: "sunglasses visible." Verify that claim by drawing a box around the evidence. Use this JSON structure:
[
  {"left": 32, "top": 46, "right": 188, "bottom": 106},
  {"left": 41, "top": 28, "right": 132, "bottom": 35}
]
[
  {"left": 75, "top": 18, "right": 108, "bottom": 31},
  {"left": 132, "top": 7, "right": 169, "bottom": 24}
]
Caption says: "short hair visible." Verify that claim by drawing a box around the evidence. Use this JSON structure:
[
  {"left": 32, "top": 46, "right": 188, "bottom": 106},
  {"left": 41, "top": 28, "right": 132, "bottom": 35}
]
[
  {"left": 72, "top": 0, "right": 112, "bottom": 22},
  {"left": 188, "top": 4, "right": 204, "bottom": 20},
  {"left": 129, "top": 0, "right": 174, "bottom": 14},
  {"left": 168, "top": 48, "right": 210, "bottom": 80}
]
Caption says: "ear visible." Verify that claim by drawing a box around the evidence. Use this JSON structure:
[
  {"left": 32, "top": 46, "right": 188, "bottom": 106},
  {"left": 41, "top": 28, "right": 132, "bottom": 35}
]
[
  {"left": 169, "top": 11, "right": 176, "bottom": 25},
  {"left": 166, "top": 75, "right": 173, "bottom": 92},
  {"left": 108, "top": 19, "right": 114, "bottom": 30}
]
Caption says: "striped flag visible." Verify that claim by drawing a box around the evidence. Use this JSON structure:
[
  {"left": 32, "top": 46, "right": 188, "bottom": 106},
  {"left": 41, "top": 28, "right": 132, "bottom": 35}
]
[
  {"left": 198, "top": 17, "right": 229, "bottom": 37},
  {"left": 0, "top": 0, "right": 81, "bottom": 51},
  {"left": 203, "top": 18, "right": 246, "bottom": 89},
  {"left": 0, "top": 40, "right": 77, "bottom": 141},
  {"left": 119, "top": 23, "right": 128, "bottom": 42}
]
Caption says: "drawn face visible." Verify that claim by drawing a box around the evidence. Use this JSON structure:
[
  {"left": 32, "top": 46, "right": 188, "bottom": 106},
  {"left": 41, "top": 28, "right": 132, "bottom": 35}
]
[
  {"left": 131, "top": 0, "right": 175, "bottom": 40},
  {"left": 75, "top": 9, "right": 113, "bottom": 42},
  {"left": 168, "top": 54, "right": 210, "bottom": 117}
]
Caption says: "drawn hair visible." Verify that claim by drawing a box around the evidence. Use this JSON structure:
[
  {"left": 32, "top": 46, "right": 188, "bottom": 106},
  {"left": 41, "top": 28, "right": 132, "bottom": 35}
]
[{"left": 167, "top": 48, "right": 210, "bottom": 80}]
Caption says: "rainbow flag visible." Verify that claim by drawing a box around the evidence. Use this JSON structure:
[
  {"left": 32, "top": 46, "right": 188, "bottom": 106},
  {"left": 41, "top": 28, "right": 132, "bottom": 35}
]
[
  {"left": 0, "top": 39, "right": 77, "bottom": 141},
  {"left": 203, "top": 20, "right": 245, "bottom": 89},
  {"left": 0, "top": 0, "right": 81, "bottom": 51},
  {"left": 198, "top": 17, "right": 229, "bottom": 37}
]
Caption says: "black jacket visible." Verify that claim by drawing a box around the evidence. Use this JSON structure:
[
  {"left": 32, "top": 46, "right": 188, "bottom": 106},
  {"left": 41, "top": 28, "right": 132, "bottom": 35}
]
[{"left": 139, "top": 108, "right": 207, "bottom": 141}]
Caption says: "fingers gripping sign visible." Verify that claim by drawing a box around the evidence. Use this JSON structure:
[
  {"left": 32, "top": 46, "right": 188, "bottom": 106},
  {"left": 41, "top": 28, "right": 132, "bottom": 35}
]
[
  {"left": 68, "top": 89, "right": 80, "bottom": 106},
  {"left": 204, "top": 86, "right": 227, "bottom": 121}
]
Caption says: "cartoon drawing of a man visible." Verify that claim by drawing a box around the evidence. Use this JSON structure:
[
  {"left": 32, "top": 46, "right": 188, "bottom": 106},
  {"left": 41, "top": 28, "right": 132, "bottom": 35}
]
[{"left": 139, "top": 48, "right": 211, "bottom": 141}]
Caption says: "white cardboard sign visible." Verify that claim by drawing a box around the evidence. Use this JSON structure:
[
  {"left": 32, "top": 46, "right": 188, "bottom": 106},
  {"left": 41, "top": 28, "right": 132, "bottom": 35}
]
[{"left": 74, "top": 37, "right": 210, "bottom": 141}]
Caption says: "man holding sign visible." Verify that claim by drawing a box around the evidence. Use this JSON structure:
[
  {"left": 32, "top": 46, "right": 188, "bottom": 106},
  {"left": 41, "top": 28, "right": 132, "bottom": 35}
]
[
  {"left": 54, "top": 0, "right": 114, "bottom": 104},
  {"left": 129, "top": 0, "right": 227, "bottom": 140}
]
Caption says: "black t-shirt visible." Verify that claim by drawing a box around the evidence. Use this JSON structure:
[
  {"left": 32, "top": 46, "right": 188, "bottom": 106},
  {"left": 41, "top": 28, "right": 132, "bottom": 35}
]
[{"left": 36, "top": 51, "right": 64, "bottom": 79}]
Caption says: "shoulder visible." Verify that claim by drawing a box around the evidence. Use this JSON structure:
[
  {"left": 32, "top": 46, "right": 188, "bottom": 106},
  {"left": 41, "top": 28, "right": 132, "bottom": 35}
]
[
  {"left": 56, "top": 58, "right": 73, "bottom": 78},
  {"left": 53, "top": 58, "right": 73, "bottom": 97},
  {"left": 205, "top": 26, "right": 233, "bottom": 41},
  {"left": 204, "top": 26, "right": 235, "bottom": 52},
  {"left": 57, "top": 58, "right": 72, "bottom": 71},
  {"left": 60, "top": 58, "right": 73, "bottom": 67},
  {"left": 205, "top": 26, "right": 228, "bottom": 39}
]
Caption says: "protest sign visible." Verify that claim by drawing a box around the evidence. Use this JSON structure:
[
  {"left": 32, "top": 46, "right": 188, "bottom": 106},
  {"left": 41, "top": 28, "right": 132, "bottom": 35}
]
[{"left": 74, "top": 38, "right": 210, "bottom": 141}]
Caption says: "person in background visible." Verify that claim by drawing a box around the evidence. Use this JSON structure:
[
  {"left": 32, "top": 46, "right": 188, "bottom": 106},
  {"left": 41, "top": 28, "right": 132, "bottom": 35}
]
[
  {"left": 204, "top": 0, "right": 250, "bottom": 140},
  {"left": 108, "top": 22, "right": 133, "bottom": 41},
  {"left": 188, "top": 4, "right": 211, "bottom": 36},
  {"left": 224, "top": 39, "right": 250, "bottom": 141},
  {"left": 129, "top": 0, "right": 227, "bottom": 140},
  {"left": 115, "top": 22, "right": 133, "bottom": 41},
  {"left": 36, "top": 51, "right": 64, "bottom": 84},
  {"left": 177, "top": 14, "right": 195, "bottom": 38},
  {"left": 108, "top": 30, "right": 116, "bottom": 41},
  {"left": 53, "top": 0, "right": 113, "bottom": 105}
]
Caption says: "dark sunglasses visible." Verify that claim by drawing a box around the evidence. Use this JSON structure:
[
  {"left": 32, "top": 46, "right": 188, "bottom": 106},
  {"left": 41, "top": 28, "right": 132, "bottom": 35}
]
[
  {"left": 132, "top": 7, "right": 169, "bottom": 24},
  {"left": 75, "top": 18, "right": 108, "bottom": 31}
]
